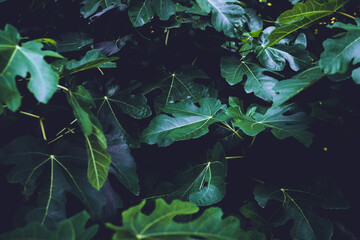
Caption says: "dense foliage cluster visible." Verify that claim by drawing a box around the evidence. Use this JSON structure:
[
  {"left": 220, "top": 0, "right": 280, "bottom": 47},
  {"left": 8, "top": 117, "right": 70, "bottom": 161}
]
[{"left": 0, "top": 0, "right": 359, "bottom": 239}]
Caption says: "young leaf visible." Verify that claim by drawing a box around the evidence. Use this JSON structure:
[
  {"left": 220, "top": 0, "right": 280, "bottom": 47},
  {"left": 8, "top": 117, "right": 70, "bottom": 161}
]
[
  {"left": 142, "top": 98, "right": 228, "bottom": 147},
  {"left": 272, "top": 66, "right": 324, "bottom": 107},
  {"left": 0, "top": 211, "right": 98, "bottom": 240},
  {"left": 152, "top": 0, "right": 176, "bottom": 21},
  {"left": 155, "top": 143, "right": 227, "bottom": 206},
  {"left": 0, "top": 136, "right": 118, "bottom": 227},
  {"left": 195, "top": 0, "right": 247, "bottom": 37},
  {"left": 128, "top": 0, "right": 153, "bottom": 27},
  {"left": 267, "top": 0, "right": 348, "bottom": 46},
  {"left": 254, "top": 178, "right": 350, "bottom": 240},
  {"left": 0, "top": 24, "right": 62, "bottom": 112},
  {"left": 65, "top": 49, "right": 118, "bottom": 76},
  {"left": 255, "top": 27, "right": 312, "bottom": 72},
  {"left": 106, "top": 198, "right": 265, "bottom": 240},
  {"left": 221, "top": 56, "right": 278, "bottom": 102},
  {"left": 226, "top": 98, "right": 314, "bottom": 147},
  {"left": 143, "top": 65, "right": 209, "bottom": 113},
  {"left": 81, "top": 0, "right": 121, "bottom": 18},
  {"left": 319, "top": 18, "right": 360, "bottom": 84}
]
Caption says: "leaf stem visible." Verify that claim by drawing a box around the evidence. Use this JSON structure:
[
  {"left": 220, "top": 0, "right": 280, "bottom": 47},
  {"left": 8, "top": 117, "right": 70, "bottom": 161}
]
[
  {"left": 39, "top": 118, "right": 47, "bottom": 141},
  {"left": 226, "top": 156, "right": 246, "bottom": 159},
  {"left": 335, "top": 11, "right": 356, "bottom": 20},
  {"left": 221, "top": 121, "right": 244, "bottom": 140},
  {"left": 19, "top": 111, "right": 40, "bottom": 119},
  {"left": 57, "top": 84, "right": 69, "bottom": 92}
]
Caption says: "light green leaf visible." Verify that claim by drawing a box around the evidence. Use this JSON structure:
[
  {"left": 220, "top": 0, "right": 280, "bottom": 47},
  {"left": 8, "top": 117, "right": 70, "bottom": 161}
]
[
  {"left": 254, "top": 178, "right": 349, "bottom": 240},
  {"left": 128, "top": 0, "right": 153, "bottom": 27},
  {"left": 319, "top": 18, "right": 360, "bottom": 84},
  {"left": 226, "top": 98, "right": 314, "bottom": 147},
  {"left": 142, "top": 98, "right": 228, "bottom": 147},
  {"left": 152, "top": 0, "right": 176, "bottom": 21},
  {"left": 0, "top": 136, "right": 116, "bottom": 227},
  {"left": 0, "top": 211, "right": 98, "bottom": 240},
  {"left": 0, "top": 24, "right": 62, "bottom": 112},
  {"left": 107, "top": 198, "right": 265, "bottom": 240},
  {"left": 80, "top": 0, "right": 121, "bottom": 18},
  {"left": 155, "top": 143, "right": 227, "bottom": 206},
  {"left": 272, "top": 66, "right": 324, "bottom": 107},
  {"left": 85, "top": 114, "right": 111, "bottom": 190},
  {"left": 195, "top": 0, "right": 247, "bottom": 37},
  {"left": 65, "top": 49, "right": 118, "bottom": 76},
  {"left": 267, "top": 0, "right": 348, "bottom": 46},
  {"left": 221, "top": 56, "right": 278, "bottom": 102},
  {"left": 56, "top": 32, "right": 93, "bottom": 53},
  {"left": 255, "top": 27, "right": 312, "bottom": 71}
]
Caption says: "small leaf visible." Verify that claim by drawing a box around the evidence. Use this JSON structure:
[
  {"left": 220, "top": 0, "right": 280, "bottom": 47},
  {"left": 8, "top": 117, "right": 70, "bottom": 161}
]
[
  {"left": 319, "top": 18, "right": 360, "bottom": 84},
  {"left": 128, "top": 0, "right": 153, "bottom": 27},
  {"left": 255, "top": 27, "right": 312, "bottom": 71},
  {"left": 226, "top": 98, "right": 314, "bottom": 147},
  {"left": 0, "top": 24, "right": 62, "bottom": 112},
  {"left": 107, "top": 198, "right": 265, "bottom": 240},
  {"left": 254, "top": 178, "right": 349, "bottom": 240},
  {"left": 152, "top": 0, "right": 176, "bottom": 21},
  {"left": 195, "top": 0, "right": 247, "bottom": 37},
  {"left": 142, "top": 98, "right": 228, "bottom": 147},
  {"left": 272, "top": 66, "right": 324, "bottom": 107},
  {"left": 267, "top": 0, "right": 348, "bottom": 46},
  {"left": 56, "top": 32, "right": 93, "bottom": 53},
  {"left": 65, "top": 49, "right": 118, "bottom": 76},
  {"left": 0, "top": 211, "right": 98, "bottom": 240},
  {"left": 221, "top": 56, "right": 278, "bottom": 101},
  {"left": 81, "top": 0, "right": 121, "bottom": 18}
]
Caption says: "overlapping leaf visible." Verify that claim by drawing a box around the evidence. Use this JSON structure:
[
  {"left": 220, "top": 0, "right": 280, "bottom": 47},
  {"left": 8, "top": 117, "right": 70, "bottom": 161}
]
[
  {"left": 272, "top": 66, "right": 324, "bottom": 107},
  {"left": 154, "top": 143, "right": 227, "bottom": 206},
  {"left": 0, "top": 136, "right": 119, "bottom": 228},
  {"left": 0, "top": 211, "right": 98, "bottom": 240},
  {"left": 195, "top": 0, "right": 247, "bottom": 37},
  {"left": 255, "top": 27, "right": 312, "bottom": 71},
  {"left": 254, "top": 178, "right": 349, "bottom": 240},
  {"left": 67, "top": 86, "right": 111, "bottom": 190},
  {"left": 221, "top": 56, "right": 278, "bottom": 101},
  {"left": 267, "top": 0, "right": 348, "bottom": 46},
  {"left": 144, "top": 65, "right": 209, "bottom": 113},
  {"left": 319, "top": 18, "right": 360, "bottom": 84},
  {"left": 56, "top": 32, "right": 93, "bottom": 53},
  {"left": 0, "top": 24, "right": 62, "bottom": 112},
  {"left": 65, "top": 49, "right": 118, "bottom": 76},
  {"left": 80, "top": 0, "right": 121, "bottom": 18},
  {"left": 226, "top": 97, "right": 314, "bottom": 147},
  {"left": 142, "top": 98, "right": 228, "bottom": 147},
  {"left": 152, "top": 0, "right": 176, "bottom": 21},
  {"left": 128, "top": 0, "right": 154, "bottom": 27},
  {"left": 107, "top": 198, "right": 265, "bottom": 240}
]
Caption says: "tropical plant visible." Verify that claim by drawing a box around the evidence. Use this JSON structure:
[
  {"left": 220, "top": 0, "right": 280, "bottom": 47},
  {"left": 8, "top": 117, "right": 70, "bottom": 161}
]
[{"left": 0, "top": 0, "right": 359, "bottom": 239}]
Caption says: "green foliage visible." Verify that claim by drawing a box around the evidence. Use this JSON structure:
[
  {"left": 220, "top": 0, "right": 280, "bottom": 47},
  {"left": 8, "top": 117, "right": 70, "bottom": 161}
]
[
  {"left": 320, "top": 18, "right": 360, "bottom": 83},
  {"left": 142, "top": 98, "right": 228, "bottom": 147},
  {"left": 254, "top": 178, "right": 350, "bottom": 240},
  {"left": 267, "top": 0, "right": 348, "bottom": 46},
  {"left": 107, "top": 198, "right": 265, "bottom": 240},
  {"left": 0, "top": 0, "right": 359, "bottom": 239},
  {"left": 0, "top": 24, "right": 62, "bottom": 112},
  {"left": 0, "top": 211, "right": 98, "bottom": 240}
]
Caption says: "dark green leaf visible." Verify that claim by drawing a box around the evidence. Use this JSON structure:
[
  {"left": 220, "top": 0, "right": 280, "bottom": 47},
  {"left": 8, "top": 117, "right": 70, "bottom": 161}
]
[
  {"left": 267, "top": 0, "right": 348, "bottom": 46},
  {"left": 272, "top": 66, "right": 324, "bottom": 107},
  {"left": 107, "top": 198, "right": 265, "bottom": 240},
  {"left": 255, "top": 27, "right": 312, "bottom": 71},
  {"left": 65, "top": 49, "right": 118, "bottom": 76},
  {"left": 0, "top": 24, "right": 62, "bottom": 112},
  {"left": 152, "top": 0, "right": 176, "bottom": 21},
  {"left": 195, "top": 0, "right": 247, "bottom": 37},
  {"left": 221, "top": 56, "right": 278, "bottom": 101},
  {"left": 56, "top": 32, "right": 93, "bottom": 53},
  {"left": 319, "top": 18, "right": 360, "bottom": 84},
  {"left": 239, "top": 203, "right": 271, "bottom": 236},
  {"left": 142, "top": 98, "right": 228, "bottom": 147},
  {"left": 128, "top": 0, "right": 153, "bottom": 27},
  {"left": 80, "top": 0, "right": 121, "bottom": 18},
  {"left": 226, "top": 97, "right": 314, "bottom": 146},
  {"left": 0, "top": 211, "right": 98, "bottom": 240},
  {"left": 254, "top": 178, "right": 350, "bottom": 240}
]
